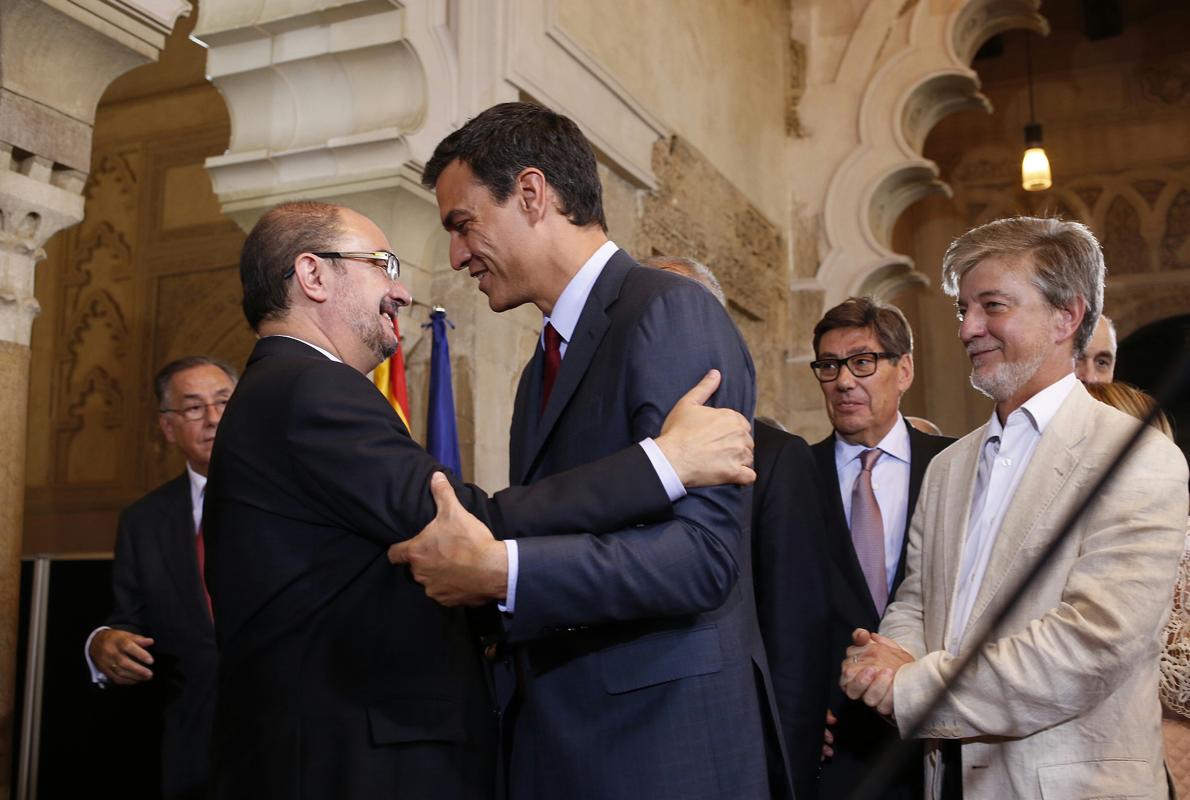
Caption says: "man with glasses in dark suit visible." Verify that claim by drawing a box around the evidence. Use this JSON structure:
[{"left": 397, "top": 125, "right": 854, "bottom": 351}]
[
  {"left": 85, "top": 355, "right": 236, "bottom": 800},
  {"left": 803, "top": 297, "right": 953, "bottom": 800}
]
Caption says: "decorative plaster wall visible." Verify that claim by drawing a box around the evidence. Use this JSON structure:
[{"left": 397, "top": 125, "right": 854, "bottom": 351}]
[{"left": 23, "top": 17, "right": 247, "bottom": 555}]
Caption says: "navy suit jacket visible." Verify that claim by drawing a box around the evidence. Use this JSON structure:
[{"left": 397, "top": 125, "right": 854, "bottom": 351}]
[
  {"left": 503, "top": 250, "right": 790, "bottom": 800},
  {"left": 204, "top": 336, "right": 674, "bottom": 800},
  {"left": 105, "top": 473, "right": 217, "bottom": 800},
  {"left": 813, "top": 421, "right": 954, "bottom": 800}
]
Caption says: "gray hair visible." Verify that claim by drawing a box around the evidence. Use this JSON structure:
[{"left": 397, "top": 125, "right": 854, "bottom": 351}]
[
  {"left": 642, "top": 255, "right": 727, "bottom": 306},
  {"left": 155, "top": 356, "right": 239, "bottom": 408},
  {"left": 941, "top": 216, "right": 1104, "bottom": 355}
]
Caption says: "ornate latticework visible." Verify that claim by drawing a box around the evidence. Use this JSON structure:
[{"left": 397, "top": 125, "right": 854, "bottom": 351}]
[{"left": 1160, "top": 525, "right": 1190, "bottom": 719}]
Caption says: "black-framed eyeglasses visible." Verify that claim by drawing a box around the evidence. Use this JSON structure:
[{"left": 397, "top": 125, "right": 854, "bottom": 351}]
[
  {"left": 283, "top": 251, "right": 401, "bottom": 281},
  {"left": 809, "top": 352, "right": 899, "bottom": 383},
  {"left": 160, "top": 399, "right": 229, "bottom": 422}
]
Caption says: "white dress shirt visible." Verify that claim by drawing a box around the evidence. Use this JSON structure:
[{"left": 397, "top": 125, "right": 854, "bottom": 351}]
[
  {"left": 834, "top": 415, "right": 912, "bottom": 593},
  {"left": 502, "top": 241, "right": 685, "bottom": 613},
  {"left": 946, "top": 371, "right": 1080, "bottom": 653}
]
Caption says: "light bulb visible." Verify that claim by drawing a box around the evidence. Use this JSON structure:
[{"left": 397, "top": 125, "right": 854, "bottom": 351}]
[{"left": 1021, "top": 146, "right": 1052, "bottom": 191}]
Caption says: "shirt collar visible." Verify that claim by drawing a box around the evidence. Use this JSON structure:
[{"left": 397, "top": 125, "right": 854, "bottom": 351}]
[
  {"left": 266, "top": 334, "right": 342, "bottom": 363},
  {"left": 834, "top": 413, "right": 911, "bottom": 467},
  {"left": 186, "top": 463, "right": 206, "bottom": 521},
  {"left": 984, "top": 371, "right": 1079, "bottom": 442},
  {"left": 542, "top": 240, "right": 618, "bottom": 344}
]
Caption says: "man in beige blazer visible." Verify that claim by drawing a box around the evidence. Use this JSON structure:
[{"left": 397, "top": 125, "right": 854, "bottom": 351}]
[{"left": 841, "top": 216, "right": 1189, "bottom": 799}]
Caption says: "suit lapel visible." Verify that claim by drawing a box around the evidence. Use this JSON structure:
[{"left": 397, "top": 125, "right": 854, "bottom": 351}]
[
  {"left": 516, "top": 251, "right": 631, "bottom": 482},
  {"left": 510, "top": 349, "right": 542, "bottom": 485},
  {"left": 156, "top": 474, "right": 212, "bottom": 630},
  {"left": 963, "top": 389, "right": 1087, "bottom": 637},
  {"left": 814, "top": 436, "right": 881, "bottom": 622}
]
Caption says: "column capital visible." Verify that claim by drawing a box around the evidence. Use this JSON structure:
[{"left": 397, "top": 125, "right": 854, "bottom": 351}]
[
  {"left": 0, "top": 0, "right": 194, "bottom": 344},
  {"left": 0, "top": 145, "right": 87, "bottom": 345}
]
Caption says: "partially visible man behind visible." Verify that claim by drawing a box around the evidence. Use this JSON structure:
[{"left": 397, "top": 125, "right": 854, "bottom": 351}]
[
  {"left": 1075, "top": 312, "right": 1117, "bottom": 383},
  {"left": 842, "top": 217, "right": 1188, "bottom": 799},
  {"left": 85, "top": 355, "right": 235, "bottom": 800},
  {"left": 203, "top": 200, "right": 755, "bottom": 800},
  {"left": 806, "top": 298, "right": 952, "bottom": 800}
]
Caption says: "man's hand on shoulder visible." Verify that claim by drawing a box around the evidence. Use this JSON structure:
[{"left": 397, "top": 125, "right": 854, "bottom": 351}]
[
  {"left": 90, "top": 628, "right": 155, "bottom": 685},
  {"left": 389, "top": 472, "right": 508, "bottom": 607},
  {"left": 657, "top": 369, "right": 755, "bottom": 488}
]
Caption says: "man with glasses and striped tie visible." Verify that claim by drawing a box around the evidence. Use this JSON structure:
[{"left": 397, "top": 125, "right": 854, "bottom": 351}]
[{"left": 796, "top": 298, "right": 953, "bottom": 800}]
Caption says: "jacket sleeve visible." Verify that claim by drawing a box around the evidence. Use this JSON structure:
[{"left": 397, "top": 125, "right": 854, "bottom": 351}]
[
  {"left": 103, "top": 508, "right": 150, "bottom": 634},
  {"left": 283, "top": 363, "right": 671, "bottom": 547},
  {"left": 508, "top": 283, "right": 757, "bottom": 642},
  {"left": 890, "top": 430, "right": 1188, "bottom": 739}
]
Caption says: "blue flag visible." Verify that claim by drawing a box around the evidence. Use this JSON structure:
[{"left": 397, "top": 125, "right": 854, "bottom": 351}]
[{"left": 424, "top": 307, "right": 462, "bottom": 478}]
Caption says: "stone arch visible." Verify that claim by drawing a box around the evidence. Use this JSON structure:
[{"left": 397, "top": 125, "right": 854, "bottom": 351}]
[
  {"left": 815, "top": 0, "right": 1048, "bottom": 306},
  {"left": 1111, "top": 285, "right": 1190, "bottom": 342}
]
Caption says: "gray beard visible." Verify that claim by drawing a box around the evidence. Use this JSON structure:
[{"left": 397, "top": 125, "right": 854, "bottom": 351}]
[{"left": 970, "top": 345, "right": 1047, "bottom": 402}]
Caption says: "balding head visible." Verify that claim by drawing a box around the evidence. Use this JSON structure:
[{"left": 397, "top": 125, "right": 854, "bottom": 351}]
[{"left": 642, "top": 255, "right": 726, "bottom": 306}]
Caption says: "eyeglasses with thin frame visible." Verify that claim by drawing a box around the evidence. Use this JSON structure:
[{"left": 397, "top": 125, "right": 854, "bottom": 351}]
[
  {"left": 282, "top": 251, "right": 401, "bottom": 282},
  {"left": 809, "top": 352, "right": 899, "bottom": 383},
  {"left": 160, "top": 399, "right": 229, "bottom": 422}
]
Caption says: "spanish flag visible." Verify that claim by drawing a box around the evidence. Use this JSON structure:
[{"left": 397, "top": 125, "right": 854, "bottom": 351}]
[{"left": 374, "top": 317, "right": 411, "bottom": 432}]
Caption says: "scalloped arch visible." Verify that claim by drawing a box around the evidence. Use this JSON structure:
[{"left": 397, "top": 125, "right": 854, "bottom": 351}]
[{"left": 817, "top": 0, "right": 1048, "bottom": 307}]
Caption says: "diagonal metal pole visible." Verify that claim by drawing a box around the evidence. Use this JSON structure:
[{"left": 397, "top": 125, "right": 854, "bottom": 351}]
[{"left": 848, "top": 345, "right": 1190, "bottom": 800}]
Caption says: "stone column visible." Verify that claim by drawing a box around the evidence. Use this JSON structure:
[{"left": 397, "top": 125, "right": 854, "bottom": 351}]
[{"left": 0, "top": 1, "right": 191, "bottom": 790}]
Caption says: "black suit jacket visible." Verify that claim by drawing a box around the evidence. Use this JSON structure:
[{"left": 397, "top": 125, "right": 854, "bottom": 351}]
[
  {"left": 751, "top": 420, "right": 832, "bottom": 800},
  {"left": 813, "top": 420, "right": 954, "bottom": 800},
  {"left": 502, "top": 251, "right": 789, "bottom": 800},
  {"left": 105, "top": 473, "right": 216, "bottom": 800},
  {"left": 203, "top": 335, "right": 673, "bottom": 800}
]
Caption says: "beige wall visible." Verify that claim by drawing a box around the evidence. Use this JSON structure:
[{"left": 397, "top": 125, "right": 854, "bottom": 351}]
[{"left": 556, "top": 0, "right": 794, "bottom": 228}]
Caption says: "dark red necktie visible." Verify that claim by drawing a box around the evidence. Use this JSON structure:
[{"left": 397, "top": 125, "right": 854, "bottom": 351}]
[
  {"left": 195, "top": 527, "right": 213, "bottom": 620},
  {"left": 540, "top": 322, "right": 563, "bottom": 416}
]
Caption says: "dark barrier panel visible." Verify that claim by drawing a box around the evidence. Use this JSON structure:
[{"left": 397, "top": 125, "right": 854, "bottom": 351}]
[{"left": 13, "top": 557, "right": 163, "bottom": 800}]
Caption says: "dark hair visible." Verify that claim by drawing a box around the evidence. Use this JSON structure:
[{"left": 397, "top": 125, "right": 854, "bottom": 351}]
[
  {"left": 240, "top": 201, "right": 345, "bottom": 330},
  {"left": 422, "top": 102, "right": 607, "bottom": 231},
  {"left": 813, "top": 297, "right": 913, "bottom": 358},
  {"left": 154, "top": 356, "right": 238, "bottom": 408},
  {"left": 941, "top": 216, "right": 1104, "bottom": 355}
]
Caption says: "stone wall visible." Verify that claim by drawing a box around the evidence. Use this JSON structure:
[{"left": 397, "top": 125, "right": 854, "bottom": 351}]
[{"left": 22, "top": 16, "right": 248, "bottom": 555}]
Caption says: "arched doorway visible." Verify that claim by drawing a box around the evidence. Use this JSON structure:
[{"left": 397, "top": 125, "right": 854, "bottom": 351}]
[{"left": 1116, "top": 314, "right": 1190, "bottom": 463}]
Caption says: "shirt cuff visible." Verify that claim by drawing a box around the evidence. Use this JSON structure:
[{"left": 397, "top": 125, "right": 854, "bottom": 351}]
[
  {"left": 84, "top": 626, "right": 111, "bottom": 685},
  {"left": 497, "top": 539, "right": 519, "bottom": 615},
  {"left": 639, "top": 437, "right": 687, "bottom": 502}
]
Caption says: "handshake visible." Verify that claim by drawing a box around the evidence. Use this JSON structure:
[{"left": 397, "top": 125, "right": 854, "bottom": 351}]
[{"left": 838, "top": 627, "right": 916, "bottom": 718}]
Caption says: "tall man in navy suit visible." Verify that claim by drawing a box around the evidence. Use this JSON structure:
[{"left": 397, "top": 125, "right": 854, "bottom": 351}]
[
  {"left": 85, "top": 355, "right": 236, "bottom": 800},
  {"left": 808, "top": 298, "right": 953, "bottom": 799},
  {"left": 393, "top": 102, "right": 788, "bottom": 799}
]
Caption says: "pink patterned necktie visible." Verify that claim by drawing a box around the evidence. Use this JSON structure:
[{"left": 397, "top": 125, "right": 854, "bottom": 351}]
[{"left": 851, "top": 448, "right": 888, "bottom": 615}]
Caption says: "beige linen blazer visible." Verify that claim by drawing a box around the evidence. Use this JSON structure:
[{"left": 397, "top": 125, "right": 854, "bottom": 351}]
[{"left": 881, "top": 381, "right": 1189, "bottom": 800}]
